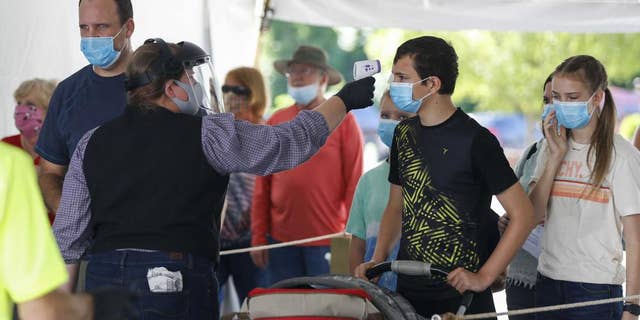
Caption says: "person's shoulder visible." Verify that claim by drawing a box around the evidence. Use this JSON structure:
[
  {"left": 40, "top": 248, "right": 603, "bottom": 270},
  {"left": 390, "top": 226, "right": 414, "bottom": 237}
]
[
  {"left": 266, "top": 105, "right": 297, "bottom": 123},
  {"left": 457, "top": 110, "right": 485, "bottom": 132},
  {"left": 0, "top": 143, "right": 31, "bottom": 222},
  {"left": 613, "top": 134, "right": 640, "bottom": 162},
  {"left": 343, "top": 111, "right": 359, "bottom": 123},
  {"left": 467, "top": 116, "right": 497, "bottom": 142},
  {"left": 370, "top": 160, "right": 390, "bottom": 173},
  {"left": 51, "top": 65, "right": 94, "bottom": 102},
  {"left": 357, "top": 161, "right": 388, "bottom": 186},
  {"left": 394, "top": 116, "right": 419, "bottom": 134},
  {"left": 1, "top": 134, "right": 21, "bottom": 148},
  {"left": 399, "top": 115, "right": 419, "bottom": 127},
  {"left": 57, "top": 65, "right": 93, "bottom": 89},
  {"left": 0, "top": 142, "right": 32, "bottom": 170},
  {"left": 362, "top": 160, "right": 387, "bottom": 177},
  {"left": 336, "top": 111, "right": 362, "bottom": 133}
]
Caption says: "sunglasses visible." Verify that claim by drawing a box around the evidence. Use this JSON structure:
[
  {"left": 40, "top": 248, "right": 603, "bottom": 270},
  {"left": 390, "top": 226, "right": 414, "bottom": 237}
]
[{"left": 221, "top": 85, "right": 251, "bottom": 96}]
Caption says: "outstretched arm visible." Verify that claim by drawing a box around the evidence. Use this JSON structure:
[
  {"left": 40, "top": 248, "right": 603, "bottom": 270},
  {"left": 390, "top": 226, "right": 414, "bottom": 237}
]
[{"left": 202, "top": 77, "right": 375, "bottom": 176}]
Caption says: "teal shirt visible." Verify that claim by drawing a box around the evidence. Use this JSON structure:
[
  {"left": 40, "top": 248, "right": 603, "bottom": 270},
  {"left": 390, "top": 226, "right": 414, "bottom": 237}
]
[{"left": 346, "top": 160, "right": 399, "bottom": 290}]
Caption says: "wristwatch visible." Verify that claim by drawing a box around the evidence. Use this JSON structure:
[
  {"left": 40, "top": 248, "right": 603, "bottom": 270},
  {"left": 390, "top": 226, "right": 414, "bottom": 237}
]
[{"left": 623, "top": 303, "right": 640, "bottom": 316}]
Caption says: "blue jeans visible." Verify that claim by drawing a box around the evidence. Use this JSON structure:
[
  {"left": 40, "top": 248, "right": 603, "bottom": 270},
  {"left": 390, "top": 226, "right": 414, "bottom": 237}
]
[
  {"left": 506, "top": 283, "right": 536, "bottom": 320},
  {"left": 535, "top": 273, "right": 622, "bottom": 320},
  {"left": 216, "top": 252, "right": 265, "bottom": 304},
  {"left": 266, "top": 239, "right": 330, "bottom": 285},
  {"left": 85, "top": 250, "right": 218, "bottom": 320}
]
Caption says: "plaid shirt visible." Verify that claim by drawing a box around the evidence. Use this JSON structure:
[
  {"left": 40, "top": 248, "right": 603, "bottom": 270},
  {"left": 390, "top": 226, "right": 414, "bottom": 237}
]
[{"left": 53, "top": 110, "right": 329, "bottom": 263}]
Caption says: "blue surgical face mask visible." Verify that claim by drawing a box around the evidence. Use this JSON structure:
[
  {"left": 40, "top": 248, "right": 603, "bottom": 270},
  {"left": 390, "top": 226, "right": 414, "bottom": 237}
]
[
  {"left": 541, "top": 103, "right": 554, "bottom": 121},
  {"left": 80, "top": 25, "right": 126, "bottom": 69},
  {"left": 288, "top": 82, "right": 319, "bottom": 106},
  {"left": 171, "top": 80, "right": 205, "bottom": 116},
  {"left": 377, "top": 118, "right": 399, "bottom": 148},
  {"left": 389, "top": 77, "right": 432, "bottom": 113},
  {"left": 553, "top": 92, "right": 596, "bottom": 129}
]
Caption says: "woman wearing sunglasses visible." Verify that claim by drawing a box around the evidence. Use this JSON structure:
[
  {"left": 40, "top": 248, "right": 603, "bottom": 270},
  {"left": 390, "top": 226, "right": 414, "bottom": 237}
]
[
  {"left": 217, "top": 67, "right": 269, "bottom": 306},
  {"left": 221, "top": 67, "right": 267, "bottom": 124}
]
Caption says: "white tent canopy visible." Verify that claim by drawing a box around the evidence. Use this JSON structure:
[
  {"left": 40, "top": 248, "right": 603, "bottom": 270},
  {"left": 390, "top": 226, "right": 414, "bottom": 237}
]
[
  {"left": 271, "top": 0, "right": 640, "bottom": 33},
  {"left": 0, "top": 0, "right": 261, "bottom": 138},
  {"left": 2, "top": 0, "right": 640, "bottom": 137}
]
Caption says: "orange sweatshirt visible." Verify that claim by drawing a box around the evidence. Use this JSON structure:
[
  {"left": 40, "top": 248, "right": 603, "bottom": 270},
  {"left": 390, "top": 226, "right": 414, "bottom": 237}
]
[{"left": 251, "top": 105, "right": 363, "bottom": 246}]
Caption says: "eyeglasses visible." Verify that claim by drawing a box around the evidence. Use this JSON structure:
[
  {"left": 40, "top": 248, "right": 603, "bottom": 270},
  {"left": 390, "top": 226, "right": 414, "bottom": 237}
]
[
  {"left": 221, "top": 85, "right": 251, "bottom": 96},
  {"left": 285, "top": 65, "right": 320, "bottom": 77}
]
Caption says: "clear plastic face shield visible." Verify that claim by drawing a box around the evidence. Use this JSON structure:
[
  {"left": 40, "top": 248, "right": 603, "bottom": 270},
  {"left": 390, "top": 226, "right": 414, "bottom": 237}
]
[{"left": 182, "top": 56, "right": 225, "bottom": 115}]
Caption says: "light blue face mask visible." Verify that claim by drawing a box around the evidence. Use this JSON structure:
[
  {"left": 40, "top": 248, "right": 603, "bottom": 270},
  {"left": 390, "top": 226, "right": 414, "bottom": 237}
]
[
  {"left": 171, "top": 80, "right": 205, "bottom": 116},
  {"left": 389, "top": 77, "right": 432, "bottom": 113},
  {"left": 553, "top": 92, "right": 596, "bottom": 129},
  {"left": 377, "top": 118, "right": 399, "bottom": 148},
  {"left": 288, "top": 82, "right": 319, "bottom": 106},
  {"left": 80, "top": 25, "right": 126, "bottom": 69},
  {"left": 541, "top": 103, "right": 554, "bottom": 121}
]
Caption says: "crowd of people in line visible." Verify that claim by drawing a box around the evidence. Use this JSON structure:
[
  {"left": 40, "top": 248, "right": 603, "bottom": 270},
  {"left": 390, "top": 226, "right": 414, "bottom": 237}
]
[{"left": 3, "top": 0, "right": 640, "bottom": 320}]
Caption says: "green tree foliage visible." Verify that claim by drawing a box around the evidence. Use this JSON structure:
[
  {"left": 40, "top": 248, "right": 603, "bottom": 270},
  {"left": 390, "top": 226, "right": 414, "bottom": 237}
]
[
  {"left": 365, "top": 30, "right": 640, "bottom": 116},
  {"left": 260, "top": 21, "right": 640, "bottom": 118},
  {"left": 365, "top": 29, "right": 640, "bottom": 116},
  {"left": 620, "top": 113, "right": 640, "bottom": 140}
]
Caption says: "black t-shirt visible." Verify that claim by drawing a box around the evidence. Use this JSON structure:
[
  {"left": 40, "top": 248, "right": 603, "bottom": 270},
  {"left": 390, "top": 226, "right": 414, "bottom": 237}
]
[{"left": 389, "top": 108, "right": 517, "bottom": 300}]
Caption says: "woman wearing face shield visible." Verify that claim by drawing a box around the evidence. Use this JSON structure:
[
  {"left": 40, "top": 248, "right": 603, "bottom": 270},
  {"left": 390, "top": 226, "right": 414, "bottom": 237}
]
[{"left": 52, "top": 38, "right": 375, "bottom": 319}]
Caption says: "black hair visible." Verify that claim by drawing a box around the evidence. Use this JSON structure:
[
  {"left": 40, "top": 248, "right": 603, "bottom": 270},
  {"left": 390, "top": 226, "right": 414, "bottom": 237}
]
[
  {"left": 393, "top": 36, "right": 459, "bottom": 95},
  {"left": 79, "top": 0, "right": 133, "bottom": 25}
]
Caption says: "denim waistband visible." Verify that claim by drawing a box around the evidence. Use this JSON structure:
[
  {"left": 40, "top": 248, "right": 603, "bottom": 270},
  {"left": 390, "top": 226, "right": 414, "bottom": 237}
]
[{"left": 88, "top": 249, "right": 212, "bottom": 268}]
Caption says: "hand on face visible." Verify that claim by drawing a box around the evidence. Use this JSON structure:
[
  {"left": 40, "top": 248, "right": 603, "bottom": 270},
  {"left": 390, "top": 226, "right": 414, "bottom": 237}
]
[{"left": 543, "top": 110, "right": 568, "bottom": 161}]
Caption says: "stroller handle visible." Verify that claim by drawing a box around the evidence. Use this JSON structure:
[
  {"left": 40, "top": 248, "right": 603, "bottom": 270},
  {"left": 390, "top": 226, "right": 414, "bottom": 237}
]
[
  {"left": 365, "top": 261, "right": 474, "bottom": 318},
  {"left": 365, "top": 260, "right": 450, "bottom": 279}
]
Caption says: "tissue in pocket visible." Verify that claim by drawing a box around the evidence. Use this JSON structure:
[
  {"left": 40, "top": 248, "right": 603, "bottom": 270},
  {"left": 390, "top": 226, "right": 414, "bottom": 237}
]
[{"left": 147, "top": 267, "right": 183, "bottom": 292}]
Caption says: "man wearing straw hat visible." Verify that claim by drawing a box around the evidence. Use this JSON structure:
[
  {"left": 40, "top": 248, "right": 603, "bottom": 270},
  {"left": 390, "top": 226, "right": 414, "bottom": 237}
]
[{"left": 251, "top": 45, "right": 364, "bottom": 284}]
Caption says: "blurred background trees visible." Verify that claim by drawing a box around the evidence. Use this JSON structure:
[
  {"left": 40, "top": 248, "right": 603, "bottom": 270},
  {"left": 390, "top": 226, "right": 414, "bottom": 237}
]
[{"left": 259, "top": 21, "right": 640, "bottom": 124}]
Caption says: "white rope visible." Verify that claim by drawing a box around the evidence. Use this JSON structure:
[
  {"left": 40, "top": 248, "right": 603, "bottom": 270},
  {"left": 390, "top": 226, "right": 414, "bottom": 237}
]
[
  {"left": 460, "top": 294, "right": 640, "bottom": 319},
  {"left": 221, "top": 234, "right": 637, "bottom": 319},
  {"left": 219, "top": 232, "right": 347, "bottom": 255}
]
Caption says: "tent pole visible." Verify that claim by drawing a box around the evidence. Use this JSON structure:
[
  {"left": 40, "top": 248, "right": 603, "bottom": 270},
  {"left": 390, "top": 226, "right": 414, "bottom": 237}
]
[{"left": 254, "top": 0, "right": 273, "bottom": 68}]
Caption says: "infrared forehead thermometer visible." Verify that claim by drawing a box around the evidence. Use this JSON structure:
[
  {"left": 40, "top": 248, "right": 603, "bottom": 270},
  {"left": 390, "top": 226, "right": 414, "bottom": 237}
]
[{"left": 353, "top": 59, "right": 381, "bottom": 80}]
